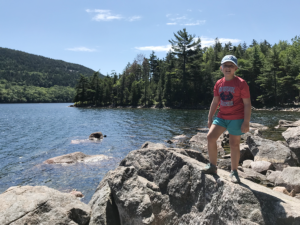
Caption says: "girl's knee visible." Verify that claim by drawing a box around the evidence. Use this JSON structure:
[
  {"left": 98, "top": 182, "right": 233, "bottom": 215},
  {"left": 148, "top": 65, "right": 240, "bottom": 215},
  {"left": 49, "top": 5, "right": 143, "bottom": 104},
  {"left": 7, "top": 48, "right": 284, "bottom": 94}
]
[
  {"left": 207, "top": 133, "right": 218, "bottom": 142},
  {"left": 229, "top": 141, "right": 240, "bottom": 149}
]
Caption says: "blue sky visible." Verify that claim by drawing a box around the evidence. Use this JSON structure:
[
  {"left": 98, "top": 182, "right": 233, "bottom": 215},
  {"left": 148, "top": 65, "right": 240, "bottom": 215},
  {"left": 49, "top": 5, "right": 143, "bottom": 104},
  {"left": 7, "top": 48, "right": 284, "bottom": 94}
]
[{"left": 0, "top": 0, "right": 299, "bottom": 75}]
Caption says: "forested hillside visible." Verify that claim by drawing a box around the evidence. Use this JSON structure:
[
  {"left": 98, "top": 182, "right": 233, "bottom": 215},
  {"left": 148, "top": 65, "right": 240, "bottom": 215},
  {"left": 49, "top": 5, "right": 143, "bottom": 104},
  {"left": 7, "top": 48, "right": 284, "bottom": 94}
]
[
  {"left": 74, "top": 29, "right": 300, "bottom": 107},
  {"left": 0, "top": 47, "right": 102, "bottom": 103}
]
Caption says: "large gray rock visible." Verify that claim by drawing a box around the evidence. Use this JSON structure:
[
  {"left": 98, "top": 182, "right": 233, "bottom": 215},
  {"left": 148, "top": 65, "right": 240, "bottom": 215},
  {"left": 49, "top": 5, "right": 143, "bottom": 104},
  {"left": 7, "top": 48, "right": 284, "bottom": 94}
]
[
  {"left": 282, "top": 126, "right": 300, "bottom": 161},
  {"left": 241, "top": 168, "right": 267, "bottom": 184},
  {"left": 267, "top": 171, "right": 282, "bottom": 184},
  {"left": 246, "top": 136, "right": 298, "bottom": 170},
  {"left": 239, "top": 143, "right": 254, "bottom": 163},
  {"left": 217, "top": 158, "right": 231, "bottom": 171},
  {"left": 242, "top": 160, "right": 253, "bottom": 168},
  {"left": 0, "top": 186, "right": 91, "bottom": 225},
  {"left": 275, "top": 167, "right": 300, "bottom": 193},
  {"left": 44, "top": 151, "right": 111, "bottom": 164},
  {"left": 88, "top": 183, "right": 120, "bottom": 225},
  {"left": 89, "top": 148, "right": 300, "bottom": 225},
  {"left": 250, "top": 161, "right": 274, "bottom": 174},
  {"left": 189, "top": 132, "right": 225, "bottom": 156}
]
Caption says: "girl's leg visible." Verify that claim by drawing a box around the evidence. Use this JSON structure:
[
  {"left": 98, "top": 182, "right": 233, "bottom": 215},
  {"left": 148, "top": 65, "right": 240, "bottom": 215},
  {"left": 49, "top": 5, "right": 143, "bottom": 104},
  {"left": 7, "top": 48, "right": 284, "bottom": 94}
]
[
  {"left": 229, "top": 134, "right": 241, "bottom": 170},
  {"left": 207, "top": 124, "right": 227, "bottom": 166}
]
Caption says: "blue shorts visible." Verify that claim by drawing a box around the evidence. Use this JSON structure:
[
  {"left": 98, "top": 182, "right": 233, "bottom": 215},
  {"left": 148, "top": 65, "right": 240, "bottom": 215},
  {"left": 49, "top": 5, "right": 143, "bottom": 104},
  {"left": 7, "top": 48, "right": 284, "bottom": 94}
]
[{"left": 212, "top": 117, "right": 244, "bottom": 136}]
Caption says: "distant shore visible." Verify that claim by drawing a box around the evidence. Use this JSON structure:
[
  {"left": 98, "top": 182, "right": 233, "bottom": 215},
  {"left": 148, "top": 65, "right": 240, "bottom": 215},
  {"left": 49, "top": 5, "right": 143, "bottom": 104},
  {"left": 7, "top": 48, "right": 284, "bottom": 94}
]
[{"left": 70, "top": 104, "right": 300, "bottom": 112}]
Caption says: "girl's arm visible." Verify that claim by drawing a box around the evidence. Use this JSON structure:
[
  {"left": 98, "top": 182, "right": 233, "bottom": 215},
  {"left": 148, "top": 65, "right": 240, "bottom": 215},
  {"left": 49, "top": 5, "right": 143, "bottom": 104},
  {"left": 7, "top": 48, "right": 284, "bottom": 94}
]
[
  {"left": 241, "top": 98, "right": 251, "bottom": 133},
  {"left": 208, "top": 96, "right": 220, "bottom": 128}
]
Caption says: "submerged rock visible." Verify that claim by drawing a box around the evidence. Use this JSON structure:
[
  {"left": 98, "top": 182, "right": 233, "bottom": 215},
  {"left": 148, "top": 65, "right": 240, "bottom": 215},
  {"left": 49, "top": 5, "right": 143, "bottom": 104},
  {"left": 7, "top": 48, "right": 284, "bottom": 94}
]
[
  {"left": 0, "top": 186, "right": 91, "bottom": 225},
  {"left": 89, "top": 132, "right": 104, "bottom": 140},
  {"left": 246, "top": 136, "right": 298, "bottom": 170},
  {"left": 89, "top": 148, "right": 300, "bottom": 225},
  {"left": 44, "top": 151, "right": 111, "bottom": 164}
]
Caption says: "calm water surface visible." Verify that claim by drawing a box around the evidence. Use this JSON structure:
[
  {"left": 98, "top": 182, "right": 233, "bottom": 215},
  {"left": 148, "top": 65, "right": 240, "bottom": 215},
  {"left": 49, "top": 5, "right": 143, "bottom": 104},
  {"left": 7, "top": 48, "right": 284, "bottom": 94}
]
[{"left": 1, "top": 103, "right": 300, "bottom": 203}]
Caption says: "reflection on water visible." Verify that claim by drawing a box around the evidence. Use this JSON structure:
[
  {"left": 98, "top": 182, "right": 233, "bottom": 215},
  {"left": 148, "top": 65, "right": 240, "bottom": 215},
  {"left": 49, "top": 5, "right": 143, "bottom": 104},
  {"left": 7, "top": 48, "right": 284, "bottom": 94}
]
[{"left": 0, "top": 103, "right": 299, "bottom": 203}]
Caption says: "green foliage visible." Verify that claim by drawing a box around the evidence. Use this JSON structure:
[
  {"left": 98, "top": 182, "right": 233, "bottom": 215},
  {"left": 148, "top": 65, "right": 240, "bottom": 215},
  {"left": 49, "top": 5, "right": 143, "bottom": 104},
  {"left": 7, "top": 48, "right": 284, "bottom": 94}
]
[
  {"left": 0, "top": 81, "right": 75, "bottom": 103},
  {"left": 72, "top": 30, "right": 300, "bottom": 107},
  {"left": 0, "top": 47, "right": 104, "bottom": 103}
]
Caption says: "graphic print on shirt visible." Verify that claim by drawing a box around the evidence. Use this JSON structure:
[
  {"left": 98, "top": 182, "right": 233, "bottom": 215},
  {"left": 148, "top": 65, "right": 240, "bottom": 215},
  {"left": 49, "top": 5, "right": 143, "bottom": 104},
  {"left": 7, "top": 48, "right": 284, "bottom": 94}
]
[{"left": 219, "top": 86, "right": 235, "bottom": 106}]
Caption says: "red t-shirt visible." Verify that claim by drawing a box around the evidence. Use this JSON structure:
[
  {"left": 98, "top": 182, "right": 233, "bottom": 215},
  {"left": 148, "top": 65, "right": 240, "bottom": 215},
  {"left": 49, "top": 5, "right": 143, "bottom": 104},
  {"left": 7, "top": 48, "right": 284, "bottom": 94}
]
[{"left": 213, "top": 76, "right": 250, "bottom": 120}]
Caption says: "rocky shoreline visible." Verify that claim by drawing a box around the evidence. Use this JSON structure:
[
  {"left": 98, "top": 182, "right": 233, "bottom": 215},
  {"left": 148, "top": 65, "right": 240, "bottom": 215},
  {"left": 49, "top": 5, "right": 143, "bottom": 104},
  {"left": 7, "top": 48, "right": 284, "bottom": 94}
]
[
  {"left": 70, "top": 104, "right": 300, "bottom": 112},
  {"left": 1, "top": 120, "right": 300, "bottom": 224}
]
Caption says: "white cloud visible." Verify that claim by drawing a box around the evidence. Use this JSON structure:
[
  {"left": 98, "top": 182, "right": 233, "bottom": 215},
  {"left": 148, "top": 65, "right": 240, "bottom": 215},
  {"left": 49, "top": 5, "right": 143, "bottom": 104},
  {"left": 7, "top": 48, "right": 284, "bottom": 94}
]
[
  {"left": 66, "top": 47, "right": 96, "bottom": 52},
  {"left": 86, "top": 9, "right": 140, "bottom": 22},
  {"left": 199, "top": 37, "right": 241, "bottom": 47},
  {"left": 135, "top": 45, "right": 172, "bottom": 52},
  {"left": 167, "top": 22, "right": 177, "bottom": 25},
  {"left": 187, "top": 9, "right": 192, "bottom": 12},
  {"left": 183, "top": 20, "right": 206, "bottom": 26},
  {"left": 166, "top": 14, "right": 205, "bottom": 26},
  {"left": 135, "top": 37, "right": 241, "bottom": 53},
  {"left": 171, "top": 16, "right": 186, "bottom": 21},
  {"left": 86, "top": 9, "right": 122, "bottom": 21},
  {"left": 128, "top": 16, "right": 141, "bottom": 22}
]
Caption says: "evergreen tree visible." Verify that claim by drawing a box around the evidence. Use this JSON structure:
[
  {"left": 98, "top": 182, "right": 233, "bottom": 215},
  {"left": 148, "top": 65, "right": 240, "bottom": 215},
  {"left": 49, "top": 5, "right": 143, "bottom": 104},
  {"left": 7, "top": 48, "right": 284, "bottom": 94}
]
[{"left": 169, "top": 28, "right": 201, "bottom": 104}]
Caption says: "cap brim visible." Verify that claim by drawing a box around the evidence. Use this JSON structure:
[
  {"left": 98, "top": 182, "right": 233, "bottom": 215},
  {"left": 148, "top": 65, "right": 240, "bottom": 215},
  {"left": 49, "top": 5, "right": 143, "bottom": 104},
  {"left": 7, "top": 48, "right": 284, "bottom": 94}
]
[{"left": 221, "top": 60, "right": 238, "bottom": 68}]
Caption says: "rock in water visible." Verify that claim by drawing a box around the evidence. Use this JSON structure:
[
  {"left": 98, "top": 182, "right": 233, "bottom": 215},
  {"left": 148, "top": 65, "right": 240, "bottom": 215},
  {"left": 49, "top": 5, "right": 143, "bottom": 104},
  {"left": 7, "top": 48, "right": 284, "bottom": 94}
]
[
  {"left": 44, "top": 151, "right": 110, "bottom": 164},
  {"left": 89, "top": 148, "right": 300, "bottom": 225},
  {"left": 282, "top": 126, "right": 300, "bottom": 160},
  {"left": 278, "top": 119, "right": 300, "bottom": 128},
  {"left": 89, "top": 132, "right": 104, "bottom": 140},
  {"left": 0, "top": 186, "right": 91, "bottom": 225},
  {"left": 246, "top": 136, "right": 298, "bottom": 170},
  {"left": 249, "top": 122, "right": 268, "bottom": 131}
]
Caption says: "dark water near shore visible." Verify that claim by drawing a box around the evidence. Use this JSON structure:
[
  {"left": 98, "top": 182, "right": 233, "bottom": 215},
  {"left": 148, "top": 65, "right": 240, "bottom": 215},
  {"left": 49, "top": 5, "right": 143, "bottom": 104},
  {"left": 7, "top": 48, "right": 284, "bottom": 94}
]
[{"left": 1, "top": 103, "right": 300, "bottom": 203}]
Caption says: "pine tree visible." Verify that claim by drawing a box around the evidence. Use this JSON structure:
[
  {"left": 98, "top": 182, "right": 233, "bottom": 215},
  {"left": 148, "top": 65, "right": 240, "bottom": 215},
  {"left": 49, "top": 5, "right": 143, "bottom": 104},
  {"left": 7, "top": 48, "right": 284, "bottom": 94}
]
[{"left": 169, "top": 28, "right": 201, "bottom": 104}]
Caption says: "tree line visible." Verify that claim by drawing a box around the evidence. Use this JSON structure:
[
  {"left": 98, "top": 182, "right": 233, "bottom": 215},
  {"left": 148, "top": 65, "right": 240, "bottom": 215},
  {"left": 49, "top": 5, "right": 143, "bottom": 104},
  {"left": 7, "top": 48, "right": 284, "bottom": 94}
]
[
  {"left": 74, "top": 29, "right": 300, "bottom": 107},
  {"left": 0, "top": 79, "right": 75, "bottom": 103}
]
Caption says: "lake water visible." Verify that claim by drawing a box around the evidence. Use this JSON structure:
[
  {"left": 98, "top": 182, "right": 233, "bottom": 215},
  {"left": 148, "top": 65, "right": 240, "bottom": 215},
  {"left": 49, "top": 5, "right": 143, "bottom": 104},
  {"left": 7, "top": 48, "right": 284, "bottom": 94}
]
[{"left": 1, "top": 103, "right": 300, "bottom": 203}]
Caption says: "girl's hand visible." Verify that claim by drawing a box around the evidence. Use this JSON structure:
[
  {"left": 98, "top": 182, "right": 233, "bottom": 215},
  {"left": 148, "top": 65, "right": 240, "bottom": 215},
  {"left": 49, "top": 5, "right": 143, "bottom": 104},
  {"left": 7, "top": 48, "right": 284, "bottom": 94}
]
[
  {"left": 208, "top": 119, "right": 213, "bottom": 128},
  {"left": 241, "top": 121, "right": 250, "bottom": 133}
]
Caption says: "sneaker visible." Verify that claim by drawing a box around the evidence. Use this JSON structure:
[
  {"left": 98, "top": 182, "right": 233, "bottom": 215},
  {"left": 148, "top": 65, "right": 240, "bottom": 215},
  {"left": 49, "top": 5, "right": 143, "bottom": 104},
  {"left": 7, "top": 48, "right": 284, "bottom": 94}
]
[
  {"left": 230, "top": 170, "right": 241, "bottom": 183},
  {"left": 201, "top": 163, "right": 217, "bottom": 175}
]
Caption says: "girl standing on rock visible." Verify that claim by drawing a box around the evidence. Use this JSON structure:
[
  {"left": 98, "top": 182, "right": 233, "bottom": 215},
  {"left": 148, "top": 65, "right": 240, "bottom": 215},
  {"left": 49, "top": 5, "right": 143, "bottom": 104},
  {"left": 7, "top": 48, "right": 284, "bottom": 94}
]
[{"left": 201, "top": 55, "right": 251, "bottom": 183}]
